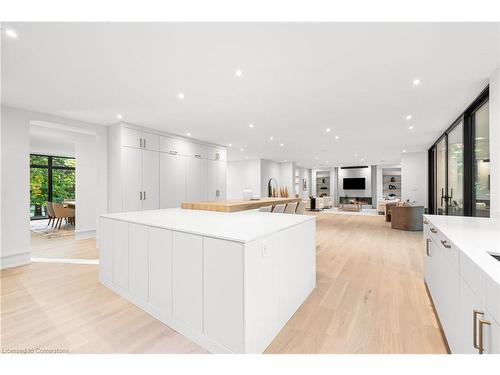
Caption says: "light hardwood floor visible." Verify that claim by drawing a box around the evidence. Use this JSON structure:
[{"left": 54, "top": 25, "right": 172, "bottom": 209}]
[{"left": 1, "top": 213, "right": 447, "bottom": 354}]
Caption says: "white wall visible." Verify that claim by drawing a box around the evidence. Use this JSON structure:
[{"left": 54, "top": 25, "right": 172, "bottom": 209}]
[
  {"left": 490, "top": 66, "right": 500, "bottom": 213},
  {"left": 226, "top": 159, "right": 261, "bottom": 199},
  {"left": 337, "top": 167, "right": 372, "bottom": 199},
  {"left": 1, "top": 106, "right": 108, "bottom": 269},
  {"left": 30, "top": 133, "right": 75, "bottom": 157},
  {"left": 401, "top": 152, "right": 427, "bottom": 206},
  {"left": 260, "top": 159, "right": 280, "bottom": 197},
  {"left": 279, "top": 162, "right": 294, "bottom": 197}
]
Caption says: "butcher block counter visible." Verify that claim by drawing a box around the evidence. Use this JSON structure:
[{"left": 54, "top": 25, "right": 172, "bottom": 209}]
[{"left": 181, "top": 197, "right": 302, "bottom": 212}]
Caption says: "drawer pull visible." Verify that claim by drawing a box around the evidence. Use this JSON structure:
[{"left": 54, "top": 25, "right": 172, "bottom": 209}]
[
  {"left": 426, "top": 238, "right": 431, "bottom": 257},
  {"left": 478, "top": 319, "right": 491, "bottom": 354},
  {"left": 195, "top": 154, "right": 202, "bottom": 158},
  {"left": 473, "top": 310, "right": 484, "bottom": 351},
  {"left": 169, "top": 150, "right": 178, "bottom": 155},
  {"left": 430, "top": 228, "right": 437, "bottom": 234},
  {"left": 440, "top": 240, "right": 451, "bottom": 249},
  {"left": 423, "top": 220, "right": 429, "bottom": 225}
]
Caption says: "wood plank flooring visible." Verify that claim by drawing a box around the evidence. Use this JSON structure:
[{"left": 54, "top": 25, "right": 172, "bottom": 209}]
[{"left": 1, "top": 213, "right": 447, "bottom": 354}]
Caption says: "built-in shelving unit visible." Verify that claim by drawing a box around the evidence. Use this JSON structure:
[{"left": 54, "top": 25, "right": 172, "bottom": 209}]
[
  {"left": 382, "top": 169, "right": 401, "bottom": 199},
  {"left": 316, "top": 174, "right": 330, "bottom": 197}
]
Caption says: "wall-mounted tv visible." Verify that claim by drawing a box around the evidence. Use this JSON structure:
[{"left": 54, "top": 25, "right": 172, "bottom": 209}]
[{"left": 343, "top": 177, "right": 366, "bottom": 190}]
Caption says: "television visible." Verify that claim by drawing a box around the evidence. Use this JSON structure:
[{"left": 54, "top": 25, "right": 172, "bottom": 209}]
[{"left": 343, "top": 177, "right": 366, "bottom": 190}]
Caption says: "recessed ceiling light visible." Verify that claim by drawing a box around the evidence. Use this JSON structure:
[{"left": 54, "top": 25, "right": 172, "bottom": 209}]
[
  {"left": 412, "top": 78, "right": 421, "bottom": 86},
  {"left": 284, "top": 160, "right": 288, "bottom": 162},
  {"left": 297, "top": 162, "right": 301, "bottom": 166},
  {"left": 334, "top": 135, "right": 339, "bottom": 140},
  {"left": 235, "top": 69, "right": 243, "bottom": 77},
  {"left": 360, "top": 158, "right": 364, "bottom": 161},
  {"left": 228, "top": 143, "right": 232, "bottom": 147},
  {"left": 249, "top": 123, "right": 254, "bottom": 128},
  {"left": 326, "top": 128, "right": 331, "bottom": 133},
  {"left": 325, "top": 161, "right": 330, "bottom": 163},
  {"left": 245, "top": 156, "right": 249, "bottom": 159},
  {"left": 116, "top": 114, "right": 122, "bottom": 120},
  {"left": 240, "top": 148, "right": 244, "bottom": 152},
  {"left": 269, "top": 136, "right": 274, "bottom": 141},
  {"left": 280, "top": 143, "right": 284, "bottom": 147},
  {"left": 186, "top": 132, "right": 191, "bottom": 137},
  {"left": 408, "top": 125, "right": 414, "bottom": 130},
  {"left": 314, "top": 156, "right": 319, "bottom": 160},
  {"left": 5, "top": 29, "right": 18, "bottom": 38},
  {"left": 354, "top": 153, "right": 358, "bottom": 157},
  {"left": 406, "top": 114, "right": 412, "bottom": 120},
  {"left": 178, "top": 93, "right": 185, "bottom": 100},
  {"left": 402, "top": 149, "right": 407, "bottom": 153}
]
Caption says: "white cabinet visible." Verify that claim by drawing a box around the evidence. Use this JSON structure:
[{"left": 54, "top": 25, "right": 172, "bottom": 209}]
[
  {"left": 129, "top": 224, "right": 149, "bottom": 301},
  {"left": 112, "top": 220, "right": 129, "bottom": 291},
  {"left": 186, "top": 156, "right": 208, "bottom": 202},
  {"left": 207, "top": 146, "right": 227, "bottom": 161},
  {"left": 121, "top": 146, "right": 159, "bottom": 212},
  {"left": 122, "top": 146, "right": 143, "bottom": 212},
  {"left": 424, "top": 218, "right": 500, "bottom": 354},
  {"left": 142, "top": 150, "right": 160, "bottom": 210},
  {"left": 172, "top": 232, "right": 203, "bottom": 332},
  {"left": 207, "top": 159, "right": 226, "bottom": 201},
  {"left": 122, "top": 126, "right": 159, "bottom": 151},
  {"left": 160, "top": 152, "right": 186, "bottom": 208},
  {"left": 149, "top": 227, "right": 173, "bottom": 313},
  {"left": 99, "top": 218, "right": 113, "bottom": 282},
  {"left": 109, "top": 123, "right": 226, "bottom": 213},
  {"left": 203, "top": 237, "right": 244, "bottom": 352}
]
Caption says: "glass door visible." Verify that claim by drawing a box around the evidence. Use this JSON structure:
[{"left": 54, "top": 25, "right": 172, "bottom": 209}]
[
  {"left": 447, "top": 121, "right": 464, "bottom": 216},
  {"left": 435, "top": 138, "right": 447, "bottom": 215},
  {"left": 473, "top": 101, "right": 490, "bottom": 217}
]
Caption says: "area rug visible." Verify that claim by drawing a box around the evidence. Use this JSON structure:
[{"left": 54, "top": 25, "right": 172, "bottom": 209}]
[{"left": 31, "top": 224, "right": 75, "bottom": 238}]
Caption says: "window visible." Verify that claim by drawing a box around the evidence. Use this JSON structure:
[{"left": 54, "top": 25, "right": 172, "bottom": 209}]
[
  {"left": 428, "top": 87, "right": 489, "bottom": 217},
  {"left": 30, "top": 154, "right": 76, "bottom": 220}
]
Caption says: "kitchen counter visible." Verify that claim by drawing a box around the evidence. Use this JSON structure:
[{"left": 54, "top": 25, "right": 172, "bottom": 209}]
[
  {"left": 181, "top": 197, "right": 302, "bottom": 212},
  {"left": 101, "top": 207, "right": 313, "bottom": 243},
  {"left": 99, "top": 208, "right": 316, "bottom": 353},
  {"left": 424, "top": 214, "right": 500, "bottom": 284}
]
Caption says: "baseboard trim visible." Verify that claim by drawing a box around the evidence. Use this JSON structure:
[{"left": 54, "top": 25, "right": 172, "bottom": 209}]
[
  {"left": 74, "top": 229, "right": 96, "bottom": 240},
  {"left": 1, "top": 252, "right": 31, "bottom": 270}
]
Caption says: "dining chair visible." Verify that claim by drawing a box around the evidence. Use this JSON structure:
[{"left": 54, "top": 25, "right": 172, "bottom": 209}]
[
  {"left": 284, "top": 202, "right": 298, "bottom": 214},
  {"left": 295, "top": 201, "right": 307, "bottom": 214},
  {"left": 259, "top": 206, "right": 273, "bottom": 212},
  {"left": 46, "top": 201, "right": 56, "bottom": 227},
  {"left": 52, "top": 202, "right": 76, "bottom": 229},
  {"left": 272, "top": 204, "right": 286, "bottom": 213}
]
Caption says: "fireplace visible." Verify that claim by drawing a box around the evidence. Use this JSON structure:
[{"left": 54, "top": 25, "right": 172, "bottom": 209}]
[{"left": 339, "top": 196, "right": 372, "bottom": 205}]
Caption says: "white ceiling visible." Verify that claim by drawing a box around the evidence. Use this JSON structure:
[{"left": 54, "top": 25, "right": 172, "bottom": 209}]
[{"left": 2, "top": 22, "right": 499, "bottom": 167}]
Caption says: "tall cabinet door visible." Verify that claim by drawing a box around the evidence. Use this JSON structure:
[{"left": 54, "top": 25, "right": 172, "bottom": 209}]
[
  {"left": 122, "top": 146, "right": 143, "bottom": 212},
  {"left": 160, "top": 153, "right": 186, "bottom": 208},
  {"left": 142, "top": 150, "right": 160, "bottom": 210},
  {"left": 186, "top": 157, "right": 208, "bottom": 201},
  {"left": 207, "top": 160, "right": 226, "bottom": 201}
]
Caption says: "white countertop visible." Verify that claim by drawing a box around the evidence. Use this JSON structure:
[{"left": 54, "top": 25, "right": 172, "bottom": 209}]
[
  {"left": 424, "top": 214, "right": 500, "bottom": 285},
  {"left": 101, "top": 208, "right": 315, "bottom": 243}
]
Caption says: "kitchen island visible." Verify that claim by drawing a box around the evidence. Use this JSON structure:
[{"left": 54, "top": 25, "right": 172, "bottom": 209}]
[{"left": 99, "top": 208, "right": 316, "bottom": 353}]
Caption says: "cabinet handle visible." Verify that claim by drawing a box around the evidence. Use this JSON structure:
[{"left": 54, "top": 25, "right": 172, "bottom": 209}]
[
  {"left": 473, "top": 310, "right": 484, "bottom": 351},
  {"left": 215, "top": 152, "right": 220, "bottom": 160},
  {"left": 139, "top": 138, "right": 143, "bottom": 148},
  {"left": 430, "top": 228, "right": 437, "bottom": 234},
  {"left": 426, "top": 238, "right": 431, "bottom": 256},
  {"left": 139, "top": 191, "right": 143, "bottom": 201},
  {"left": 478, "top": 319, "right": 491, "bottom": 354},
  {"left": 169, "top": 150, "right": 178, "bottom": 155},
  {"left": 423, "top": 220, "right": 429, "bottom": 225},
  {"left": 143, "top": 138, "right": 146, "bottom": 149},
  {"left": 440, "top": 240, "right": 451, "bottom": 249},
  {"left": 195, "top": 154, "right": 202, "bottom": 158},
  {"left": 143, "top": 191, "right": 146, "bottom": 200}
]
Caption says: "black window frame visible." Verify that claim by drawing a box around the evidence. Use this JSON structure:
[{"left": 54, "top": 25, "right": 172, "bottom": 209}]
[
  {"left": 428, "top": 86, "right": 489, "bottom": 216},
  {"left": 30, "top": 154, "right": 76, "bottom": 220}
]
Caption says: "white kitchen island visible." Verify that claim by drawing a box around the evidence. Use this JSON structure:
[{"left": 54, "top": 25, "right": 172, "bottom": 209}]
[{"left": 99, "top": 208, "right": 316, "bottom": 353}]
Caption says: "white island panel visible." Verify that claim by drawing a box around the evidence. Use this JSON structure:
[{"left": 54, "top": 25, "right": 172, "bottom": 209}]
[{"left": 148, "top": 227, "right": 173, "bottom": 313}]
